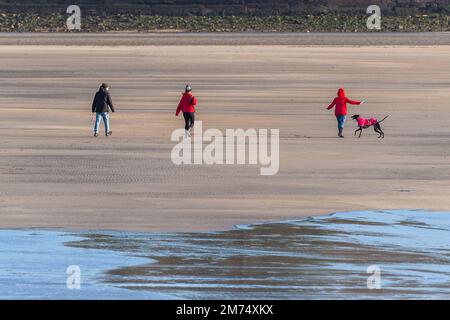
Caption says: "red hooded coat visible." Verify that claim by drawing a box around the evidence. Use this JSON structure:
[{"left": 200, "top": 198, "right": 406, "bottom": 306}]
[
  {"left": 176, "top": 92, "right": 197, "bottom": 116},
  {"left": 327, "top": 88, "right": 361, "bottom": 116}
]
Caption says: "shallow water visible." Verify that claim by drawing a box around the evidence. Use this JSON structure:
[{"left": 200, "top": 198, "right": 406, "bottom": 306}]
[
  {"left": 0, "top": 230, "right": 173, "bottom": 299},
  {"left": 1, "top": 210, "right": 450, "bottom": 299}
]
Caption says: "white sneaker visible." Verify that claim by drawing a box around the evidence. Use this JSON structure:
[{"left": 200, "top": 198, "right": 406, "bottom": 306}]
[{"left": 185, "top": 130, "right": 191, "bottom": 138}]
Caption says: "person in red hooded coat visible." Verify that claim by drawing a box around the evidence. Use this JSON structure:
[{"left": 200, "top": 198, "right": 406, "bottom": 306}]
[
  {"left": 327, "top": 88, "right": 364, "bottom": 138},
  {"left": 176, "top": 84, "right": 198, "bottom": 137}
]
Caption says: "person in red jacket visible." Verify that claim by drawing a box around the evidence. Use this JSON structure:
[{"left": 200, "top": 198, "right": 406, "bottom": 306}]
[
  {"left": 327, "top": 88, "right": 364, "bottom": 138},
  {"left": 176, "top": 85, "right": 198, "bottom": 137}
]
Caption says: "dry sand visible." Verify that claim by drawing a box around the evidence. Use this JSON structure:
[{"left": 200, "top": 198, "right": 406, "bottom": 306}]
[{"left": 1, "top": 34, "right": 450, "bottom": 232}]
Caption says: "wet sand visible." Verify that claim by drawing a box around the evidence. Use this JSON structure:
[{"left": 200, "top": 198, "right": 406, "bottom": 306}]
[
  {"left": 67, "top": 210, "right": 450, "bottom": 299},
  {"left": 2, "top": 210, "right": 450, "bottom": 299},
  {"left": 1, "top": 34, "right": 450, "bottom": 232},
  {"left": 1, "top": 32, "right": 450, "bottom": 46},
  {"left": 0, "top": 229, "right": 174, "bottom": 299}
]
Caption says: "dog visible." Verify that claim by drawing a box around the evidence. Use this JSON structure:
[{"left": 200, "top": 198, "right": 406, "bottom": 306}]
[{"left": 351, "top": 115, "right": 389, "bottom": 138}]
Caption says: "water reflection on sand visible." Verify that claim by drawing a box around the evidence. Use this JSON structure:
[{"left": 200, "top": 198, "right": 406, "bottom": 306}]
[{"left": 66, "top": 210, "right": 450, "bottom": 299}]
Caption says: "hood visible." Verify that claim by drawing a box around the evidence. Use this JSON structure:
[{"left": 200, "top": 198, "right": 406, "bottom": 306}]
[{"left": 337, "top": 88, "right": 345, "bottom": 98}]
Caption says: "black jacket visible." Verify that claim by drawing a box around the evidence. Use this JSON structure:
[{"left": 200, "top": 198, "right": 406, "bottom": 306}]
[{"left": 92, "top": 87, "right": 115, "bottom": 113}]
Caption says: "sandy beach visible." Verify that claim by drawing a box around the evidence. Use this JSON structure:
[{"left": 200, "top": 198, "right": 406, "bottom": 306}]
[{"left": 1, "top": 33, "right": 450, "bottom": 232}]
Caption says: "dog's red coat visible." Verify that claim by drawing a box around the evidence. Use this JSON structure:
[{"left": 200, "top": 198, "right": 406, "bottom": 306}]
[{"left": 357, "top": 116, "right": 378, "bottom": 127}]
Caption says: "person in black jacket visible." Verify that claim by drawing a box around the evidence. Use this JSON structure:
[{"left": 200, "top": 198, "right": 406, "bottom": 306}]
[{"left": 92, "top": 83, "right": 115, "bottom": 137}]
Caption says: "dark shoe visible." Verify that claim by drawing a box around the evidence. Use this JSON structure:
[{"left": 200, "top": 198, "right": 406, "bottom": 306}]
[
  {"left": 339, "top": 135, "right": 344, "bottom": 138},
  {"left": 106, "top": 131, "right": 112, "bottom": 136},
  {"left": 94, "top": 133, "right": 98, "bottom": 137}
]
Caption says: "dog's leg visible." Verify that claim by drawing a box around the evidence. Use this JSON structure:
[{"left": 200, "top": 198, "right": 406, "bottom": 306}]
[
  {"left": 379, "top": 125, "right": 385, "bottom": 138},
  {"left": 373, "top": 126, "right": 381, "bottom": 138},
  {"left": 376, "top": 124, "right": 384, "bottom": 138},
  {"left": 359, "top": 127, "right": 363, "bottom": 138}
]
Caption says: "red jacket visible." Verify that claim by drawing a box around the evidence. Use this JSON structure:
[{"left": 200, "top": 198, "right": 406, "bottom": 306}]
[
  {"left": 176, "top": 92, "right": 197, "bottom": 116},
  {"left": 327, "top": 88, "right": 361, "bottom": 116}
]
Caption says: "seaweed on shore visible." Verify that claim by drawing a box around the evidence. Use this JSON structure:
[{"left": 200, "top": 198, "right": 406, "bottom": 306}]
[{"left": 0, "top": 13, "right": 448, "bottom": 32}]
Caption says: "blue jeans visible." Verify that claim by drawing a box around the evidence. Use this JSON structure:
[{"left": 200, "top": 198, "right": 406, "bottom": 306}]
[
  {"left": 336, "top": 115, "right": 346, "bottom": 130},
  {"left": 94, "top": 112, "right": 110, "bottom": 134}
]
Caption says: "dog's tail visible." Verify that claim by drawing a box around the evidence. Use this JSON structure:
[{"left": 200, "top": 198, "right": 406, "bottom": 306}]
[{"left": 377, "top": 115, "right": 389, "bottom": 124}]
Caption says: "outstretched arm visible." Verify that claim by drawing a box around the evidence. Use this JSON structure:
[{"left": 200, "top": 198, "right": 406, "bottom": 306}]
[
  {"left": 346, "top": 97, "right": 361, "bottom": 105},
  {"left": 326, "top": 98, "right": 336, "bottom": 110}
]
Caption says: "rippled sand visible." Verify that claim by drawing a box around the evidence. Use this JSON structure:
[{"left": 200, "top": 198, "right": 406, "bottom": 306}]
[{"left": 1, "top": 34, "right": 450, "bottom": 231}]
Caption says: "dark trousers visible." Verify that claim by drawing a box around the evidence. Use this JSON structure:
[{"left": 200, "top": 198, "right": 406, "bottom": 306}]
[{"left": 183, "top": 112, "right": 195, "bottom": 131}]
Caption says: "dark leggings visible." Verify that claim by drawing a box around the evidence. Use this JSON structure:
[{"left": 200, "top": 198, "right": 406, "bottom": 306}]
[{"left": 183, "top": 112, "right": 195, "bottom": 131}]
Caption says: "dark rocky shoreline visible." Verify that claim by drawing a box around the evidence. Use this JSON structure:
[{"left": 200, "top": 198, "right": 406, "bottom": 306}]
[{"left": 0, "top": 13, "right": 448, "bottom": 32}]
